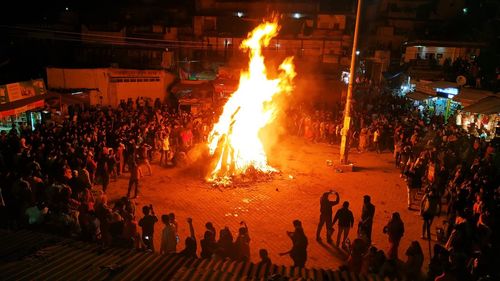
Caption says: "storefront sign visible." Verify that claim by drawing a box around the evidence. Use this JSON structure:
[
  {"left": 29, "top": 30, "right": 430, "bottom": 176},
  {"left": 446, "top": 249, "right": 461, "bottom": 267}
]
[
  {"left": 109, "top": 70, "right": 162, "bottom": 78},
  {"left": 0, "top": 85, "right": 7, "bottom": 104},
  {"left": 0, "top": 79, "right": 47, "bottom": 103},
  {"left": 0, "top": 100, "right": 45, "bottom": 118},
  {"left": 436, "top": 87, "right": 458, "bottom": 99}
]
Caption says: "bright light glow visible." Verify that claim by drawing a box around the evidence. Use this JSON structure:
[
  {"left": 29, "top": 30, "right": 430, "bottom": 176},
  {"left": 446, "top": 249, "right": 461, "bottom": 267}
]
[
  {"left": 207, "top": 20, "right": 296, "bottom": 184},
  {"left": 293, "top": 13, "right": 301, "bottom": 19},
  {"left": 463, "top": 8, "right": 468, "bottom": 14},
  {"left": 65, "top": 7, "right": 69, "bottom": 11},
  {"left": 356, "top": 50, "right": 360, "bottom": 55},
  {"left": 341, "top": 71, "right": 349, "bottom": 84},
  {"left": 436, "top": 87, "right": 458, "bottom": 96},
  {"left": 237, "top": 12, "right": 244, "bottom": 18}
]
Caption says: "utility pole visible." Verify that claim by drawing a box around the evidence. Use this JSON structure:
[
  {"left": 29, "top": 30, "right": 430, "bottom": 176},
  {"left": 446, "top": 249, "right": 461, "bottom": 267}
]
[{"left": 340, "top": 0, "right": 362, "bottom": 164}]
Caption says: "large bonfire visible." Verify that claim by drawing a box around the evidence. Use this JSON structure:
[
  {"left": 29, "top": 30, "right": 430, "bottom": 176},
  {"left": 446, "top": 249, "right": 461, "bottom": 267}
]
[{"left": 207, "top": 20, "right": 296, "bottom": 184}]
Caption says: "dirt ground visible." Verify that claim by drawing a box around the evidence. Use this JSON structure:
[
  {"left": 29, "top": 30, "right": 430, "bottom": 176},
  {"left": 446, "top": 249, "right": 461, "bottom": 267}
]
[{"left": 105, "top": 137, "right": 439, "bottom": 270}]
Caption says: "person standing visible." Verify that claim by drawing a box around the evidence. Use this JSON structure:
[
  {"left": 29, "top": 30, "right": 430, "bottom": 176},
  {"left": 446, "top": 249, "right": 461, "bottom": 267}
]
[
  {"left": 281, "top": 220, "right": 308, "bottom": 268},
  {"left": 358, "top": 195, "right": 375, "bottom": 244},
  {"left": 405, "top": 158, "right": 423, "bottom": 210},
  {"left": 420, "top": 189, "right": 440, "bottom": 240},
  {"left": 383, "top": 212, "right": 405, "bottom": 260},
  {"left": 107, "top": 148, "right": 118, "bottom": 181},
  {"left": 138, "top": 205, "right": 158, "bottom": 252},
  {"left": 234, "top": 221, "right": 251, "bottom": 262},
  {"left": 116, "top": 142, "right": 125, "bottom": 175},
  {"left": 332, "top": 201, "right": 354, "bottom": 247},
  {"left": 127, "top": 159, "right": 142, "bottom": 199},
  {"left": 404, "top": 241, "right": 424, "bottom": 280},
  {"left": 373, "top": 127, "right": 381, "bottom": 154},
  {"left": 140, "top": 143, "right": 152, "bottom": 176},
  {"left": 160, "top": 214, "right": 177, "bottom": 254},
  {"left": 159, "top": 132, "right": 170, "bottom": 167},
  {"left": 178, "top": 217, "right": 197, "bottom": 259},
  {"left": 358, "top": 127, "right": 368, "bottom": 152},
  {"left": 316, "top": 190, "right": 340, "bottom": 243},
  {"left": 96, "top": 152, "right": 110, "bottom": 193},
  {"left": 122, "top": 213, "right": 143, "bottom": 249},
  {"left": 258, "top": 249, "right": 272, "bottom": 267},
  {"left": 200, "top": 229, "right": 216, "bottom": 259}
]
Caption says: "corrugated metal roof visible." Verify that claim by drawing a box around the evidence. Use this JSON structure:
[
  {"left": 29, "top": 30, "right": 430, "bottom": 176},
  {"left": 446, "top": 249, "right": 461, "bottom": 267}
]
[
  {"left": 462, "top": 96, "right": 500, "bottom": 114},
  {"left": 0, "top": 230, "right": 384, "bottom": 281},
  {"left": 453, "top": 89, "right": 497, "bottom": 107},
  {"left": 407, "top": 91, "right": 433, "bottom": 101}
]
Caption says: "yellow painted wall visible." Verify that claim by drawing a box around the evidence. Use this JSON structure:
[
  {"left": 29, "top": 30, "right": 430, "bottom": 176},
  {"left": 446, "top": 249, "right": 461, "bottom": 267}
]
[{"left": 46, "top": 67, "right": 175, "bottom": 107}]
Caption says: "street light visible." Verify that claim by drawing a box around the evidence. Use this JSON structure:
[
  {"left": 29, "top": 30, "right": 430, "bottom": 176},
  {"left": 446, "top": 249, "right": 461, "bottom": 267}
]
[{"left": 339, "top": 0, "right": 362, "bottom": 165}]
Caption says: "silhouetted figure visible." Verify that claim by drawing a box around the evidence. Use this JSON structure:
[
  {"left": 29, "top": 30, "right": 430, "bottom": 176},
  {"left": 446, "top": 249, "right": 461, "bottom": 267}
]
[
  {"left": 384, "top": 212, "right": 405, "bottom": 260},
  {"left": 200, "top": 229, "right": 216, "bottom": 259},
  {"left": 138, "top": 205, "right": 157, "bottom": 252},
  {"left": 359, "top": 195, "right": 375, "bottom": 243},
  {"left": 234, "top": 221, "right": 250, "bottom": 262},
  {"left": 333, "top": 201, "right": 354, "bottom": 247},
  {"left": 178, "top": 218, "right": 197, "bottom": 259},
  {"left": 404, "top": 241, "right": 424, "bottom": 281},
  {"left": 127, "top": 159, "right": 141, "bottom": 198},
  {"left": 258, "top": 249, "right": 272, "bottom": 266},
  {"left": 420, "top": 189, "right": 440, "bottom": 240},
  {"left": 216, "top": 227, "right": 235, "bottom": 259},
  {"left": 160, "top": 214, "right": 177, "bottom": 254},
  {"left": 316, "top": 190, "right": 340, "bottom": 243},
  {"left": 281, "top": 220, "right": 308, "bottom": 268}
]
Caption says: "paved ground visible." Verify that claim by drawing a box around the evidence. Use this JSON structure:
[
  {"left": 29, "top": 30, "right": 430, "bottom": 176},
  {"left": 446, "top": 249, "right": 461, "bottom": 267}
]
[{"left": 105, "top": 137, "right": 440, "bottom": 270}]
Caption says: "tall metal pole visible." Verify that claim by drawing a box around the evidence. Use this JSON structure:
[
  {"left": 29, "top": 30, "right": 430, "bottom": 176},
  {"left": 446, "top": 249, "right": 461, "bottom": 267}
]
[{"left": 340, "top": 0, "right": 362, "bottom": 164}]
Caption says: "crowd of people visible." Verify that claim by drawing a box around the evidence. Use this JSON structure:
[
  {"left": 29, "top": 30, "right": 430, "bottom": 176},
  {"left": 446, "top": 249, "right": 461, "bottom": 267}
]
[
  {"left": 0, "top": 96, "right": 309, "bottom": 275},
  {"left": 0, "top": 97, "right": 214, "bottom": 234},
  {"left": 286, "top": 89, "right": 498, "bottom": 281},
  {"left": 442, "top": 57, "right": 500, "bottom": 91},
  {"left": 0, "top": 89, "right": 498, "bottom": 281}
]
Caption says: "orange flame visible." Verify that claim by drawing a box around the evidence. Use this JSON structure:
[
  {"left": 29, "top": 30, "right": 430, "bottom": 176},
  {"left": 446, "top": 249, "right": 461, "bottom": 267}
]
[{"left": 207, "top": 20, "right": 296, "bottom": 183}]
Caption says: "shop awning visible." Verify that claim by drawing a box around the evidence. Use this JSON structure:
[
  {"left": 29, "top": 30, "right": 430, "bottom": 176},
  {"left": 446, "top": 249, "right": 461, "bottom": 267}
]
[
  {"left": 427, "top": 81, "right": 459, "bottom": 89},
  {"left": 461, "top": 96, "right": 500, "bottom": 115},
  {"left": 406, "top": 91, "right": 433, "bottom": 101},
  {"left": 212, "top": 78, "right": 238, "bottom": 94},
  {"left": 171, "top": 81, "right": 214, "bottom": 99},
  {"left": 452, "top": 88, "right": 496, "bottom": 107},
  {"left": 0, "top": 92, "right": 59, "bottom": 117}
]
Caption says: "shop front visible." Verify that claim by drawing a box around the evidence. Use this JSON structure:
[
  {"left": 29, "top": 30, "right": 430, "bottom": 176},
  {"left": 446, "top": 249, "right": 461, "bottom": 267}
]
[
  {"left": 0, "top": 79, "right": 50, "bottom": 131},
  {"left": 172, "top": 80, "right": 214, "bottom": 114},
  {"left": 407, "top": 81, "right": 461, "bottom": 121},
  {"left": 456, "top": 96, "right": 500, "bottom": 140}
]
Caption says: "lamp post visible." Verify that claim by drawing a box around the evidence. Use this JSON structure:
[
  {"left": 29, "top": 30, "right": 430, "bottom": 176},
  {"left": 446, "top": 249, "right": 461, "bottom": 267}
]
[{"left": 340, "top": 0, "right": 362, "bottom": 164}]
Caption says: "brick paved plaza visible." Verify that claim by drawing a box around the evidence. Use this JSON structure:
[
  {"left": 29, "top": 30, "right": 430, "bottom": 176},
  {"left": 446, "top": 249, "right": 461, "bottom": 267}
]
[{"left": 106, "top": 137, "right": 438, "bottom": 270}]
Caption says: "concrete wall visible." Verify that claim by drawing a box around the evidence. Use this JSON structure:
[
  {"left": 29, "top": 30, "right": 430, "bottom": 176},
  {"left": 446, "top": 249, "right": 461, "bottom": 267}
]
[
  {"left": 46, "top": 68, "right": 109, "bottom": 105},
  {"left": 46, "top": 68, "right": 176, "bottom": 107},
  {"left": 403, "top": 46, "right": 481, "bottom": 64},
  {"left": 317, "top": 14, "right": 346, "bottom": 30}
]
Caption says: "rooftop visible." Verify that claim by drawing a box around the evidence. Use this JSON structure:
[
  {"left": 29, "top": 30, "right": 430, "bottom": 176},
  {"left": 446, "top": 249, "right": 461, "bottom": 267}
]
[{"left": 0, "top": 229, "right": 382, "bottom": 281}]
